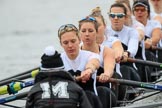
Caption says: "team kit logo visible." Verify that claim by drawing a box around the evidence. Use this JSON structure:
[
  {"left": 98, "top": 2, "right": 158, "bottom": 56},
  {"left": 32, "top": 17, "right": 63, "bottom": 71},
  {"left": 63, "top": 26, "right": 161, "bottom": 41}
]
[{"left": 40, "top": 81, "right": 69, "bottom": 99}]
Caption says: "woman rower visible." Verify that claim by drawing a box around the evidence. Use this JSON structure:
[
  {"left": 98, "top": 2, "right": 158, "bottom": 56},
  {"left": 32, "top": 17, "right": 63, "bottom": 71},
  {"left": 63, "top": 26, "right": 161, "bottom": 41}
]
[
  {"left": 149, "top": 0, "right": 162, "bottom": 63},
  {"left": 87, "top": 7, "right": 127, "bottom": 102},
  {"left": 106, "top": 3, "right": 140, "bottom": 81},
  {"left": 58, "top": 23, "right": 103, "bottom": 108},
  {"left": 133, "top": 0, "right": 161, "bottom": 81},
  {"left": 79, "top": 16, "right": 117, "bottom": 107}
]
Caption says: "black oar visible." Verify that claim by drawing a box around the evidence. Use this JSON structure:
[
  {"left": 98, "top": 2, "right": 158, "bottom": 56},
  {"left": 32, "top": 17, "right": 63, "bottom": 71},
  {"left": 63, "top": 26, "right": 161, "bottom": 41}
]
[
  {"left": 0, "top": 104, "right": 22, "bottom": 108},
  {"left": 0, "top": 91, "right": 28, "bottom": 104},
  {"left": 151, "top": 46, "right": 162, "bottom": 51},
  {"left": 127, "top": 57, "right": 162, "bottom": 68},
  {"left": 0, "top": 69, "right": 39, "bottom": 86},
  {"left": 76, "top": 76, "right": 162, "bottom": 91},
  {"left": 109, "top": 78, "right": 162, "bottom": 91},
  {"left": 0, "top": 67, "right": 39, "bottom": 82}
]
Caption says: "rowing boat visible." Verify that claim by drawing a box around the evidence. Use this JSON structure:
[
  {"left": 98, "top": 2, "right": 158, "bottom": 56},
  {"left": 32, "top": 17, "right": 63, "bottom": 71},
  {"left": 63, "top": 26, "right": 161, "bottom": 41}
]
[
  {"left": 0, "top": 65, "right": 162, "bottom": 108},
  {"left": 115, "top": 75, "right": 162, "bottom": 108}
]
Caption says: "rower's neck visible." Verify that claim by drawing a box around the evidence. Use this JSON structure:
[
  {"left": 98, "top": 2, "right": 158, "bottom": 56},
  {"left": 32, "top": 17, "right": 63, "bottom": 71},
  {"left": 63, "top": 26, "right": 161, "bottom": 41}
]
[
  {"left": 141, "top": 19, "right": 147, "bottom": 26},
  {"left": 154, "top": 7, "right": 162, "bottom": 14},
  {"left": 82, "top": 43, "right": 99, "bottom": 53}
]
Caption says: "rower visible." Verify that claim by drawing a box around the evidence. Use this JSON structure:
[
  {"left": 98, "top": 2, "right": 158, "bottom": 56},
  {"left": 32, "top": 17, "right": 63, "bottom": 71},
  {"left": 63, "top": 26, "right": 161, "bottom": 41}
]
[
  {"left": 149, "top": 0, "right": 162, "bottom": 64},
  {"left": 133, "top": 0, "right": 161, "bottom": 81},
  {"left": 79, "top": 15, "right": 117, "bottom": 107},
  {"left": 106, "top": 3, "right": 140, "bottom": 82},
  {"left": 58, "top": 24, "right": 103, "bottom": 108},
  {"left": 87, "top": 7, "right": 126, "bottom": 103}
]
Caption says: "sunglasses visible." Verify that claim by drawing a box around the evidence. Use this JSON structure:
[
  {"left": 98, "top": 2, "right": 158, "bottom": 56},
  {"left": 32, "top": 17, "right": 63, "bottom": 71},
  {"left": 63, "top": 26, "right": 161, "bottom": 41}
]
[
  {"left": 109, "top": 13, "right": 125, "bottom": 19},
  {"left": 58, "top": 24, "right": 78, "bottom": 37},
  {"left": 79, "top": 16, "right": 96, "bottom": 22},
  {"left": 133, "top": 8, "right": 147, "bottom": 12}
]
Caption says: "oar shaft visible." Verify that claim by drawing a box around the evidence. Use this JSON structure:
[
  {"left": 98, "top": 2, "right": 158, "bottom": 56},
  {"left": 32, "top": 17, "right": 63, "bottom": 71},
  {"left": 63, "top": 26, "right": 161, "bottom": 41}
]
[
  {"left": 109, "top": 78, "right": 162, "bottom": 91},
  {"left": 0, "top": 69, "right": 39, "bottom": 86},
  {"left": 76, "top": 76, "right": 162, "bottom": 91},
  {"left": 127, "top": 58, "right": 162, "bottom": 68},
  {"left": 0, "top": 91, "right": 28, "bottom": 104},
  {"left": 0, "top": 67, "right": 39, "bottom": 82}
]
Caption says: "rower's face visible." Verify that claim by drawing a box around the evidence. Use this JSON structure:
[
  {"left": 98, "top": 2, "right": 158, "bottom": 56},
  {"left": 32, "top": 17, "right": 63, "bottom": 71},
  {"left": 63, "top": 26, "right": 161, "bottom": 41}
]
[
  {"left": 109, "top": 7, "right": 126, "bottom": 31},
  {"left": 133, "top": 6, "right": 148, "bottom": 24},
  {"left": 60, "top": 31, "right": 80, "bottom": 57},
  {"left": 80, "top": 22, "right": 97, "bottom": 45},
  {"left": 150, "top": 0, "right": 161, "bottom": 8}
]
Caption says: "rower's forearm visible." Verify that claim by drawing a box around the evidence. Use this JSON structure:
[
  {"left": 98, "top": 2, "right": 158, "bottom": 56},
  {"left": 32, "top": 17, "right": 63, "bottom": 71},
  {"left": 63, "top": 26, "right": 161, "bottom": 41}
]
[
  {"left": 137, "top": 29, "right": 145, "bottom": 42},
  {"left": 152, "top": 28, "right": 161, "bottom": 45},
  {"left": 104, "top": 65, "right": 115, "bottom": 78},
  {"left": 85, "top": 59, "right": 100, "bottom": 72}
]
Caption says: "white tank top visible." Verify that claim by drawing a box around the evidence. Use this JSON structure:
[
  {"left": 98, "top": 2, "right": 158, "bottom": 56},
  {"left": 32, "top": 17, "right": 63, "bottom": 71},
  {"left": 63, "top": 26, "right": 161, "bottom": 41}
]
[
  {"left": 61, "top": 50, "right": 100, "bottom": 72},
  {"left": 101, "top": 36, "right": 120, "bottom": 48},
  {"left": 131, "top": 16, "right": 145, "bottom": 31},
  {"left": 98, "top": 45, "right": 104, "bottom": 67},
  {"left": 131, "top": 16, "right": 146, "bottom": 60}
]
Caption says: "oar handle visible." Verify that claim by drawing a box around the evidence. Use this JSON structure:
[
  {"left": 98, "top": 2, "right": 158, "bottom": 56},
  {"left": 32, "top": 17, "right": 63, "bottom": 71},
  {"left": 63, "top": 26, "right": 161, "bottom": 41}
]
[
  {"left": 127, "top": 58, "right": 162, "bottom": 68},
  {"left": 151, "top": 46, "right": 162, "bottom": 51},
  {"left": 75, "top": 76, "right": 162, "bottom": 91},
  {"left": 110, "top": 78, "right": 162, "bottom": 91}
]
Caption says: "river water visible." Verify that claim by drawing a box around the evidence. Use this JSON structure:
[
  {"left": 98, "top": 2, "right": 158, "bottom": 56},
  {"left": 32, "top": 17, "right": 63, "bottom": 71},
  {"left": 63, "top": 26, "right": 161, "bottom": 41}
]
[
  {"left": 0, "top": 0, "right": 134, "bottom": 107},
  {"left": 0, "top": 0, "right": 114, "bottom": 80}
]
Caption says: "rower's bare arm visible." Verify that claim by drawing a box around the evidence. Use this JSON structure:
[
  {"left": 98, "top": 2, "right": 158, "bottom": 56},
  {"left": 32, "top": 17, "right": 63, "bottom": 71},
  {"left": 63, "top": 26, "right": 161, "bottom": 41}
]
[
  {"left": 137, "top": 29, "right": 145, "bottom": 42},
  {"left": 145, "top": 28, "right": 161, "bottom": 49},
  {"left": 85, "top": 58, "right": 100, "bottom": 72},
  {"left": 103, "top": 47, "right": 115, "bottom": 79},
  {"left": 151, "top": 28, "right": 161, "bottom": 46},
  {"left": 112, "top": 40, "right": 124, "bottom": 63},
  {"left": 81, "top": 58, "right": 100, "bottom": 83}
]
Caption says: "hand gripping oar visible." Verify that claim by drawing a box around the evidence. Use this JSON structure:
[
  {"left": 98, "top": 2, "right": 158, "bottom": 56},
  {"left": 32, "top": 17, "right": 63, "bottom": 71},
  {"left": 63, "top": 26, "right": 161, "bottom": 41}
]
[
  {"left": 126, "top": 57, "right": 162, "bottom": 68},
  {"left": 0, "top": 69, "right": 39, "bottom": 86},
  {"left": 0, "top": 67, "right": 39, "bottom": 82},
  {"left": 0, "top": 91, "right": 28, "bottom": 104},
  {"left": 0, "top": 80, "right": 34, "bottom": 95},
  {"left": 75, "top": 76, "right": 162, "bottom": 91}
]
